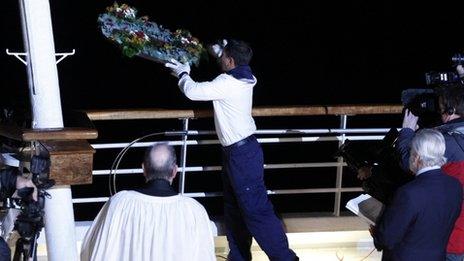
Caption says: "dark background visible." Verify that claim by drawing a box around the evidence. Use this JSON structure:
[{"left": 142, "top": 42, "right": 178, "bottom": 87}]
[
  {"left": 2, "top": 1, "right": 464, "bottom": 220},
  {"left": 3, "top": 1, "right": 464, "bottom": 109}
]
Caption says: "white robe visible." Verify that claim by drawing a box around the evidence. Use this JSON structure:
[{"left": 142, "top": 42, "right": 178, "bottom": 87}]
[{"left": 80, "top": 190, "right": 215, "bottom": 261}]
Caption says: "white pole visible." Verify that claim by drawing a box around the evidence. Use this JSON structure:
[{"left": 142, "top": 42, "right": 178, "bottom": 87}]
[
  {"left": 42, "top": 186, "right": 78, "bottom": 260},
  {"left": 19, "top": 0, "right": 64, "bottom": 129},
  {"left": 19, "top": 0, "right": 78, "bottom": 260}
]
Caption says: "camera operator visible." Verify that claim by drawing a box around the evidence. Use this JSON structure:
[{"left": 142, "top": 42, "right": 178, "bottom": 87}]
[
  {"left": 340, "top": 128, "right": 413, "bottom": 205},
  {"left": 357, "top": 141, "right": 413, "bottom": 205},
  {"left": 0, "top": 154, "right": 37, "bottom": 260},
  {"left": 397, "top": 82, "right": 464, "bottom": 260}
]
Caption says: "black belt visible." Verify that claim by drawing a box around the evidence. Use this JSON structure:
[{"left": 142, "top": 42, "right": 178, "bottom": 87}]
[{"left": 225, "top": 135, "right": 255, "bottom": 149}]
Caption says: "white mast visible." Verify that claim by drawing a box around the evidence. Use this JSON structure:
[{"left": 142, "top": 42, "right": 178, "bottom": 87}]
[{"left": 19, "top": 0, "right": 78, "bottom": 260}]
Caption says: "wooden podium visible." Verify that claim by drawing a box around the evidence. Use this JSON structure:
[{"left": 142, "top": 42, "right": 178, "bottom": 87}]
[
  {"left": 0, "top": 124, "right": 98, "bottom": 185},
  {"left": 38, "top": 139, "right": 95, "bottom": 185}
]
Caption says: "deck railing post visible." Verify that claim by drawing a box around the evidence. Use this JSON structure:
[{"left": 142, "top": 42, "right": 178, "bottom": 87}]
[
  {"left": 179, "top": 118, "right": 189, "bottom": 195},
  {"left": 333, "top": 115, "right": 348, "bottom": 216}
]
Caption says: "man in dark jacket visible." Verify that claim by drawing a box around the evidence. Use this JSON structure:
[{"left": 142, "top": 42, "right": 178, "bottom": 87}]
[
  {"left": 397, "top": 83, "right": 464, "bottom": 260},
  {"left": 374, "top": 129, "right": 462, "bottom": 261}
]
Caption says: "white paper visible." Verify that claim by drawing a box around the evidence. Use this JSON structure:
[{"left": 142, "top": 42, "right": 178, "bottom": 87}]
[{"left": 346, "top": 194, "right": 381, "bottom": 226}]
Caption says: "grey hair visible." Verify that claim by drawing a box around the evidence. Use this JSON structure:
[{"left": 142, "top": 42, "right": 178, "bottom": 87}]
[
  {"left": 410, "top": 129, "right": 447, "bottom": 167},
  {"left": 143, "top": 143, "right": 177, "bottom": 181}
]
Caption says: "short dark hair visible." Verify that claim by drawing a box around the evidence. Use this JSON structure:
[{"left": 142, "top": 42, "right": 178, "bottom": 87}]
[
  {"left": 436, "top": 82, "right": 464, "bottom": 116},
  {"left": 143, "top": 143, "right": 177, "bottom": 181},
  {"left": 223, "top": 39, "right": 253, "bottom": 66}
]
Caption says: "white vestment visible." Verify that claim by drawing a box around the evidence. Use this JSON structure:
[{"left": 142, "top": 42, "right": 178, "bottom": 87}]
[{"left": 80, "top": 190, "right": 215, "bottom": 261}]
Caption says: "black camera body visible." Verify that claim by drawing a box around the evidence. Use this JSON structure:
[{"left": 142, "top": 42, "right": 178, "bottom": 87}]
[
  {"left": 12, "top": 188, "right": 46, "bottom": 240},
  {"left": 425, "top": 71, "right": 461, "bottom": 86},
  {"left": 401, "top": 88, "right": 437, "bottom": 116},
  {"left": 0, "top": 167, "right": 20, "bottom": 202},
  {"left": 0, "top": 153, "right": 53, "bottom": 257},
  {"left": 400, "top": 88, "right": 443, "bottom": 128},
  {"left": 336, "top": 128, "right": 413, "bottom": 204},
  {"left": 424, "top": 53, "right": 464, "bottom": 86}
]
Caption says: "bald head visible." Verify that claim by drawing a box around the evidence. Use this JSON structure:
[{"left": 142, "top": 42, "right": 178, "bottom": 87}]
[{"left": 143, "top": 143, "right": 177, "bottom": 182}]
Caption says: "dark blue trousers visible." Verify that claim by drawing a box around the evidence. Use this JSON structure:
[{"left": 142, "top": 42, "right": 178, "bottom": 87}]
[
  {"left": 222, "top": 136, "right": 297, "bottom": 261},
  {"left": 0, "top": 237, "right": 10, "bottom": 261}
]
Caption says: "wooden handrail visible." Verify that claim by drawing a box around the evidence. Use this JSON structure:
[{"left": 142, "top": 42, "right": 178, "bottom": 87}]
[
  {"left": 0, "top": 105, "right": 402, "bottom": 141},
  {"left": 85, "top": 108, "right": 214, "bottom": 121},
  {"left": 0, "top": 126, "right": 98, "bottom": 141},
  {"left": 85, "top": 104, "right": 403, "bottom": 121},
  {"left": 326, "top": 105, "right": 403, "bottom": 115}
]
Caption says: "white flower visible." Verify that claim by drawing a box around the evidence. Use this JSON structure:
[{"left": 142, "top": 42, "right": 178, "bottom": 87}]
[
  {"left": 116, "top": 8, "right": 122, "bottom": 12},
  {"left": 181, "top": 37, "right": 189, "bottom": 44},
  {"left": 123, "top": 8, "right": 136, "bottom": 18}
]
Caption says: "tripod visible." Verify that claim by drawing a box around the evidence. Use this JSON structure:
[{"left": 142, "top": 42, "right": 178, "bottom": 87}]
[
  {"left": 10, "top": 188, "right": 47, "bottom": 261},
  {"left": 13, "top": 232, "right": 39, "bottom": 261}
]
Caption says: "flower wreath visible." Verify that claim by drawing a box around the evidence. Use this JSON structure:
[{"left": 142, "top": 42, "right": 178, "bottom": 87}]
[{"left": 98, "top": 3, "right": 205, "bottom": 66}]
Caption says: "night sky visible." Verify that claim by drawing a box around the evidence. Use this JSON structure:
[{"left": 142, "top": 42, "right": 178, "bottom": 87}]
[
  {"left": 2, "top": 1, "right": 464, "bottom": 219},
  {"left": 3, "top": 1, "right": 464, "bottom": 110}
]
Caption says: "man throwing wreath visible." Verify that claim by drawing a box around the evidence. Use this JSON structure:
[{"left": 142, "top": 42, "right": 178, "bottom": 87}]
[{"left": 165, "top": 39, "right": 298, "bottom": 261}]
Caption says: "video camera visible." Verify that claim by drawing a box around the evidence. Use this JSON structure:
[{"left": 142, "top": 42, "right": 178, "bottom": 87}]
[
  {"left": 335, "top": 128, "right": 413, "bottom": 204},
  {"left": 6, "top": 187, "right": 46, "bottom": 244},
  {"left": 0, "top": 152, "right": 54, "bottom": 260},
  {"left": 425, "top": 53, "right": 464, "bottom": 86},
  {"left": 400, "top": 88, "right": 442, "bottom": 128},
  {"left": 400, "top": 54, "right": 464, "bottom": 128},
  {"left": 399, "top": 53, "right": 464, "bottom": 127},
  {"left": 401, "top": 88, "right": 437, "bottom": 117}
]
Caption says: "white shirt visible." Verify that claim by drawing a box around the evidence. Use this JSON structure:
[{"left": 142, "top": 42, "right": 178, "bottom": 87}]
[
  {"left": 178, "top": 73, "right": 257, "bottom": 146},
  {"left": 80, "top": 191, "right": 215, "bottom": 261}
]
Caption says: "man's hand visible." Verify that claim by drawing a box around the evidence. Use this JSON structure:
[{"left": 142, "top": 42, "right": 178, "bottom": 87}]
[
  {"left": 402, "top": 109, "right": 419, "bottom": 130},
  {"left": 369, "top": 225, "right": 376, "bottom": 237},
  {"left": 165, "top": 59, "right": 190, "bottom": 78},
  {"left": 457, "top": 65, "right": 464, "bottom": 78},
  {"left": 15, "top": 176, "right": 37, "bottom": 201},
  {"left": 208, "top": 39, "right": 228, "bottom": 58},
  {"left": 357, "top": 166, "right": 372, "bottom": 180}
]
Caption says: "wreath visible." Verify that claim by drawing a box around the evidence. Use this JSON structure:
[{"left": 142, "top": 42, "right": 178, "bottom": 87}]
[{"left": 98, "top": 3, "right": 205, "bottom": 66}]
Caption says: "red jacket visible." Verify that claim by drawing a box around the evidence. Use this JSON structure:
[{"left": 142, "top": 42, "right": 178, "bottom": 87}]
[{"left": 442, "top": 161, "right": 464, "bottom": 254}]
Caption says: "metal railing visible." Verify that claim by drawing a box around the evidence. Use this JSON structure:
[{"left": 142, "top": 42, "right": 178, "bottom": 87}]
[{"left": 78, "top": 105, "right": 402, "bottom": 216}]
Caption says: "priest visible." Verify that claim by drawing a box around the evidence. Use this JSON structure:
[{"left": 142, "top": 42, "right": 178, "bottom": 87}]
[{"left": 80, "top": 143, "right": 215, "bottom": 261}]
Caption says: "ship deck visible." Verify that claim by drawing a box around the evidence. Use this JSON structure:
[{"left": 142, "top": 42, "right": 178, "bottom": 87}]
[{"left": 33, "top": 214, "right": 381, "bottom": 260}]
